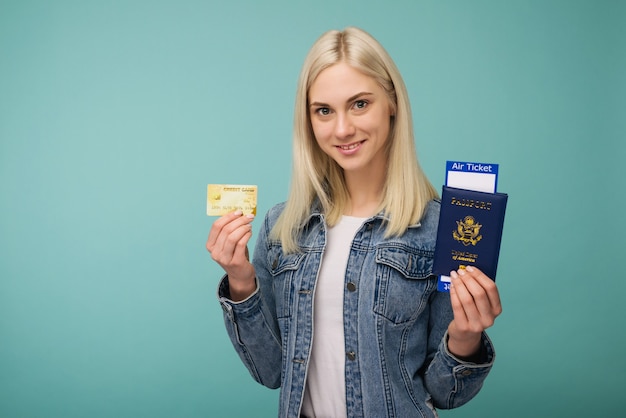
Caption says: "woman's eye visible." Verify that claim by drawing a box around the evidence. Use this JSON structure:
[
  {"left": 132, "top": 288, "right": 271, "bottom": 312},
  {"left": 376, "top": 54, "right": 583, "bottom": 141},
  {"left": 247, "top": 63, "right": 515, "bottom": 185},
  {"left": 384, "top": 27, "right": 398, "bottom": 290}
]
[
  {"left": 316, "top": 107, "right": 331, "bottom": 116},
  {"left": 354, "top": 100, "right": 368, "bottom": 110}
]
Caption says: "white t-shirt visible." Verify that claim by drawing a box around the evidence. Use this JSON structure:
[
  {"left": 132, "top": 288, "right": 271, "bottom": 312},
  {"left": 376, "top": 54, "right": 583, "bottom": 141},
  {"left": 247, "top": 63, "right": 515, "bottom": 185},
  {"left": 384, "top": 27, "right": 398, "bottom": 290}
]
[{"left": 301, "top": 215, "right": 366, "bottom": 418}]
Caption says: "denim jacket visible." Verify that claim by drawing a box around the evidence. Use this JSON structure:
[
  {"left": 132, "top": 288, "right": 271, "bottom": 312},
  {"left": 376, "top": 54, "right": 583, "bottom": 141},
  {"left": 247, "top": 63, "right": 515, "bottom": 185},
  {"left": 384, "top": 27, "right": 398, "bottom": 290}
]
[{"left": 217, "top": 199, "right": 495, "bottom": 417}]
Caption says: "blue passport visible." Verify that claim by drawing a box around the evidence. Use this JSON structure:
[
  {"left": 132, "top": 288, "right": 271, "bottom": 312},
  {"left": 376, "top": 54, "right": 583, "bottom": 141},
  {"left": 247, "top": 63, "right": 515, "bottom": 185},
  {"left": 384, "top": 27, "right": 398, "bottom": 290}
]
[{"left": 434, "top": 186, "right": 508, "bottom": 284}]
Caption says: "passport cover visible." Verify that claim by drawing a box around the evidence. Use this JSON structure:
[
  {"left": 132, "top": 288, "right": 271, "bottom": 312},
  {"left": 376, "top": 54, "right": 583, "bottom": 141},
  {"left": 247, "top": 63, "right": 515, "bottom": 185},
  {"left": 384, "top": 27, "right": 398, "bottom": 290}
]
[{"left": 433, "top": 186, "right": 508, "bottom": 281}]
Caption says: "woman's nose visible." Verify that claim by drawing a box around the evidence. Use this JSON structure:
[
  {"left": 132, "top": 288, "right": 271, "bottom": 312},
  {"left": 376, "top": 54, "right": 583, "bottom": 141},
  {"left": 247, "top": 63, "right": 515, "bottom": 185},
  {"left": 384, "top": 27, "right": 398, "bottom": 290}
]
[{"left": 334, "top": 113, "right": 356, "bottom": 139}]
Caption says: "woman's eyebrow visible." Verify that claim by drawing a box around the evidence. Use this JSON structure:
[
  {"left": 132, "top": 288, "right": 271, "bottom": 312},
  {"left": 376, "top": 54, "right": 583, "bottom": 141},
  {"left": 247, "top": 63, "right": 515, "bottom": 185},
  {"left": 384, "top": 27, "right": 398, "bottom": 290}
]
[{"left": 309, "top": 92, "right": 374, "bottom": 108}]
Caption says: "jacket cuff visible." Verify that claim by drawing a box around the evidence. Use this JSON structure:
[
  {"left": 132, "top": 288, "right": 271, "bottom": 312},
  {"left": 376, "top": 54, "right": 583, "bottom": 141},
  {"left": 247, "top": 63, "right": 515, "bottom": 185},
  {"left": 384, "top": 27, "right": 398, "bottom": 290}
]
[
  {"left": 216, "top": 274, "right": 260, "bottom": 309},
  {"left": 441, "top": 330, "right": 495, "bottom": 367}
]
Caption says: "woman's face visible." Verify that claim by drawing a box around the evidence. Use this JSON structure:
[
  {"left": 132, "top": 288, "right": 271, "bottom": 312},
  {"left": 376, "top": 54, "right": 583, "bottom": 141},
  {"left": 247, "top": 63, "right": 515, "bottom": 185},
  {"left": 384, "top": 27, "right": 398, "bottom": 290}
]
[{"left": 308, "top": 62, "right": 393, "bottom": 178}]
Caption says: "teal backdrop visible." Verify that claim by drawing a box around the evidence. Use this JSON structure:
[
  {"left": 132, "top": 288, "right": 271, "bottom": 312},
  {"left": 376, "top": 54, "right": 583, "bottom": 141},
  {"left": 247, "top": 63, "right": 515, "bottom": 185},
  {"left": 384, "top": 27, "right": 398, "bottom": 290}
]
[{"left": 1, "top": 0, "right": 624, "bottom": 417}]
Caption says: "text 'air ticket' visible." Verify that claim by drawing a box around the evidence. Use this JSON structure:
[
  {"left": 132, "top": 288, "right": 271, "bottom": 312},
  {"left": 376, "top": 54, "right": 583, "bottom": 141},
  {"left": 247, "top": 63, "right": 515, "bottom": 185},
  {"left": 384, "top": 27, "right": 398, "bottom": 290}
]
[{"left": 206, "top": 184, "right": 257, "bottom": 216}]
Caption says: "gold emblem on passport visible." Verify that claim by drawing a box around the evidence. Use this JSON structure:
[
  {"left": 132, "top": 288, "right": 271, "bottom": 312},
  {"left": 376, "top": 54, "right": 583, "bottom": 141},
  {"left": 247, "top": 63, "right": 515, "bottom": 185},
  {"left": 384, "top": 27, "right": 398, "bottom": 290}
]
[{"left": 453, "top": 215, "right": 483, "bottom": 246}]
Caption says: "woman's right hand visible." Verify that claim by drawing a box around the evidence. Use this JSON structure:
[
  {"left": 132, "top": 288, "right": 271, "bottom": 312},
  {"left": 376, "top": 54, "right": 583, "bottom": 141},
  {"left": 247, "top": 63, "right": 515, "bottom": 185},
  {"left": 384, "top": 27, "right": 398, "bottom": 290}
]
[{"left": 206, "top": 211, "right": 257, "bottom": 301}]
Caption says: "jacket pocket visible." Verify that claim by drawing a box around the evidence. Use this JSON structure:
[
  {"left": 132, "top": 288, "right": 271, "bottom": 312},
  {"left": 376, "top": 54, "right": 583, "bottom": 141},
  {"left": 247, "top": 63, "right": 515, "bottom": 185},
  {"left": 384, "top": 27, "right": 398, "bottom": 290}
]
[
  {"left": 267, "top": 244, "right": 305, "bottom": 319},
  {"left": 373, "top": 244, "right": 436, "bottom": 324}
]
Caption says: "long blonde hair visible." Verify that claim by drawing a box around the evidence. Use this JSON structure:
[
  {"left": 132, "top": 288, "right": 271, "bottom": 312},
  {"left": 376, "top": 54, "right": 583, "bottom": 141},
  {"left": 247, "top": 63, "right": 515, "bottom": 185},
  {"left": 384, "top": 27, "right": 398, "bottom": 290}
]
[{"left": 271, "top": 27, "right": 438, "bottom": 252}]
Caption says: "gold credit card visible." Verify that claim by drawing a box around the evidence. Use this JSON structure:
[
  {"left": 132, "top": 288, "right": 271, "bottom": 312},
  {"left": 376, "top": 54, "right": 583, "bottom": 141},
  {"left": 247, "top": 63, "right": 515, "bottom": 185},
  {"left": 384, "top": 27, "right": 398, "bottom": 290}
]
[{"left": 207, "top": 184, "right": 257, "bottom": 216}]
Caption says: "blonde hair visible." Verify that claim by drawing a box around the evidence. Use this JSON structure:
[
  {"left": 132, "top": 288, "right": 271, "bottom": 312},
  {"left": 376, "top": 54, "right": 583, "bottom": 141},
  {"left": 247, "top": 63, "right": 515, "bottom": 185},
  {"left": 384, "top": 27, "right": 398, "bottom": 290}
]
[{"left": 271, "top": 27, "right": 438, "bottom": 252}]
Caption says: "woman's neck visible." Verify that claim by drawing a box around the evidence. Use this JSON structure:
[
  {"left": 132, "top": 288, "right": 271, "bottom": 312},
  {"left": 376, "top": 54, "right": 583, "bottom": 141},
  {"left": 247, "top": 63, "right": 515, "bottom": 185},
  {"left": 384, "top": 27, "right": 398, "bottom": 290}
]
[{"left": 344, "top": 172, "right": 384, "bottom": 217}]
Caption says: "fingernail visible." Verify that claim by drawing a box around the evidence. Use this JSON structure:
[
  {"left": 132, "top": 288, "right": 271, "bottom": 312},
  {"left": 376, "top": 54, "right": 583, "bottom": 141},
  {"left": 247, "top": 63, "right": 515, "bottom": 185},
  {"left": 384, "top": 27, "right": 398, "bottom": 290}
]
[
  {"left": 234, "top": 210, "right": 243, "bottom": 216},
  {"left": 458, "top": 268, "right": 466, "bottom": 276},
  {"left": 245, "top": 214, "right": 255, "bottom": 219},
  {"left": 466, "top": 266, "right": 475, "bottom": 272}
]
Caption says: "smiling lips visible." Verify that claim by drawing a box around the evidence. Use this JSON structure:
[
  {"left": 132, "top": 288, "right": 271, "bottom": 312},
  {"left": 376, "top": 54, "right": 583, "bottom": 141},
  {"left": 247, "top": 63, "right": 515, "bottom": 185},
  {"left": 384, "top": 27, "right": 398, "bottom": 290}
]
[{"left": 337, "top": 140, "right": 365, "bottom": 154}]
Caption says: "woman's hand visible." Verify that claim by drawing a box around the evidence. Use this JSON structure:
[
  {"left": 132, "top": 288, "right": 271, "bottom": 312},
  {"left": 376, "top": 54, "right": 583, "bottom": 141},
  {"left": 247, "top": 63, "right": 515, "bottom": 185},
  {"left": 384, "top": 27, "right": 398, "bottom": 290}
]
[
  {"left": 206, "top": 211, "right": 256, "bottom": 301},
  {"left": 447, "top": 266, "right": 502, "bottom": 360}
]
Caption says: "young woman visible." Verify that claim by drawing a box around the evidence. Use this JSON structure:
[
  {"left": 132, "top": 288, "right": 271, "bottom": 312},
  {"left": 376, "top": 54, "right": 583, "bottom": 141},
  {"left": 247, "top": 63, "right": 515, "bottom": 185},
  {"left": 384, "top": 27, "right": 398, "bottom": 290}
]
[{"left": 207, "top": 27, "right": 502, "bottom": 418}]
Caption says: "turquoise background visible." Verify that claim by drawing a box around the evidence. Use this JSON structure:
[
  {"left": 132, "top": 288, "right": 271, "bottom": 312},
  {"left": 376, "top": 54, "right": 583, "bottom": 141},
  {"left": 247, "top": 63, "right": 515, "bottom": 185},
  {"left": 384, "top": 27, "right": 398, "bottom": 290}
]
[{"left": 1, "top": 0, "right": 624, "bottom": 416}]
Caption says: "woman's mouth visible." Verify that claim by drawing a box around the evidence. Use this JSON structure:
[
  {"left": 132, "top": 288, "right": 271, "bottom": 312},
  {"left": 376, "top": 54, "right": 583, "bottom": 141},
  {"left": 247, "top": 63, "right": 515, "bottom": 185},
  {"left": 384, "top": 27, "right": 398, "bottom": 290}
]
[{"left": 336, "top": 140, "right": 365, "bottom": 154}]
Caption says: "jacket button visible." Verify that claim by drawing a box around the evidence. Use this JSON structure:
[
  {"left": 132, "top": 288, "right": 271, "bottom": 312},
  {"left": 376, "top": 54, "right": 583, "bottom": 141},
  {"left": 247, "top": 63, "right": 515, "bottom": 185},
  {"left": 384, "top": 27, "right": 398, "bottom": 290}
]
[
  {"left": 462, "top": 370, "right": 472, "bottom": 376},
  {"left": 272, "top": 257, "right": 278, "bottom": 269},
  {"left": 346, "top": 351, "right": 356, "bottom": 361},
  {"left": 346, "top": 282, "right": 357, "bottom": 292}
]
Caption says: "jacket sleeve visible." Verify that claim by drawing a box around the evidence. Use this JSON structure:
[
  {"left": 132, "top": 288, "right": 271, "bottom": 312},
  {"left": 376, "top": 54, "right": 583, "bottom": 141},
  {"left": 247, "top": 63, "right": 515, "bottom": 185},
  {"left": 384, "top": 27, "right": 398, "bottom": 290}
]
[
  {"left": 423, "top": 287, "right": 496, "bottom": 409},
  {"left": 217, "top": 211, "right": 283, "bottom": 389}
]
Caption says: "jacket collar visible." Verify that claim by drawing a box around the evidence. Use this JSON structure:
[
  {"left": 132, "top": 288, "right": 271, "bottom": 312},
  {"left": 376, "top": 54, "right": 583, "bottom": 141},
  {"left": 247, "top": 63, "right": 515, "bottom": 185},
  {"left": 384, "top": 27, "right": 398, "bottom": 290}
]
[{"left": 305, "top": 198, "right": 422, "bottom": 228}]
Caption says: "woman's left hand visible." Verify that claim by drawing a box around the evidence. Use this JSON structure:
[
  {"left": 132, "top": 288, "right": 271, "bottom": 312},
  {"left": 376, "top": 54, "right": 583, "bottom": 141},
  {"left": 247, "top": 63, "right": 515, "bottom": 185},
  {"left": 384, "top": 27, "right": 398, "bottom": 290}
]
[{"left": 446, "top": 266, "right": 502, "bottom": 360}]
